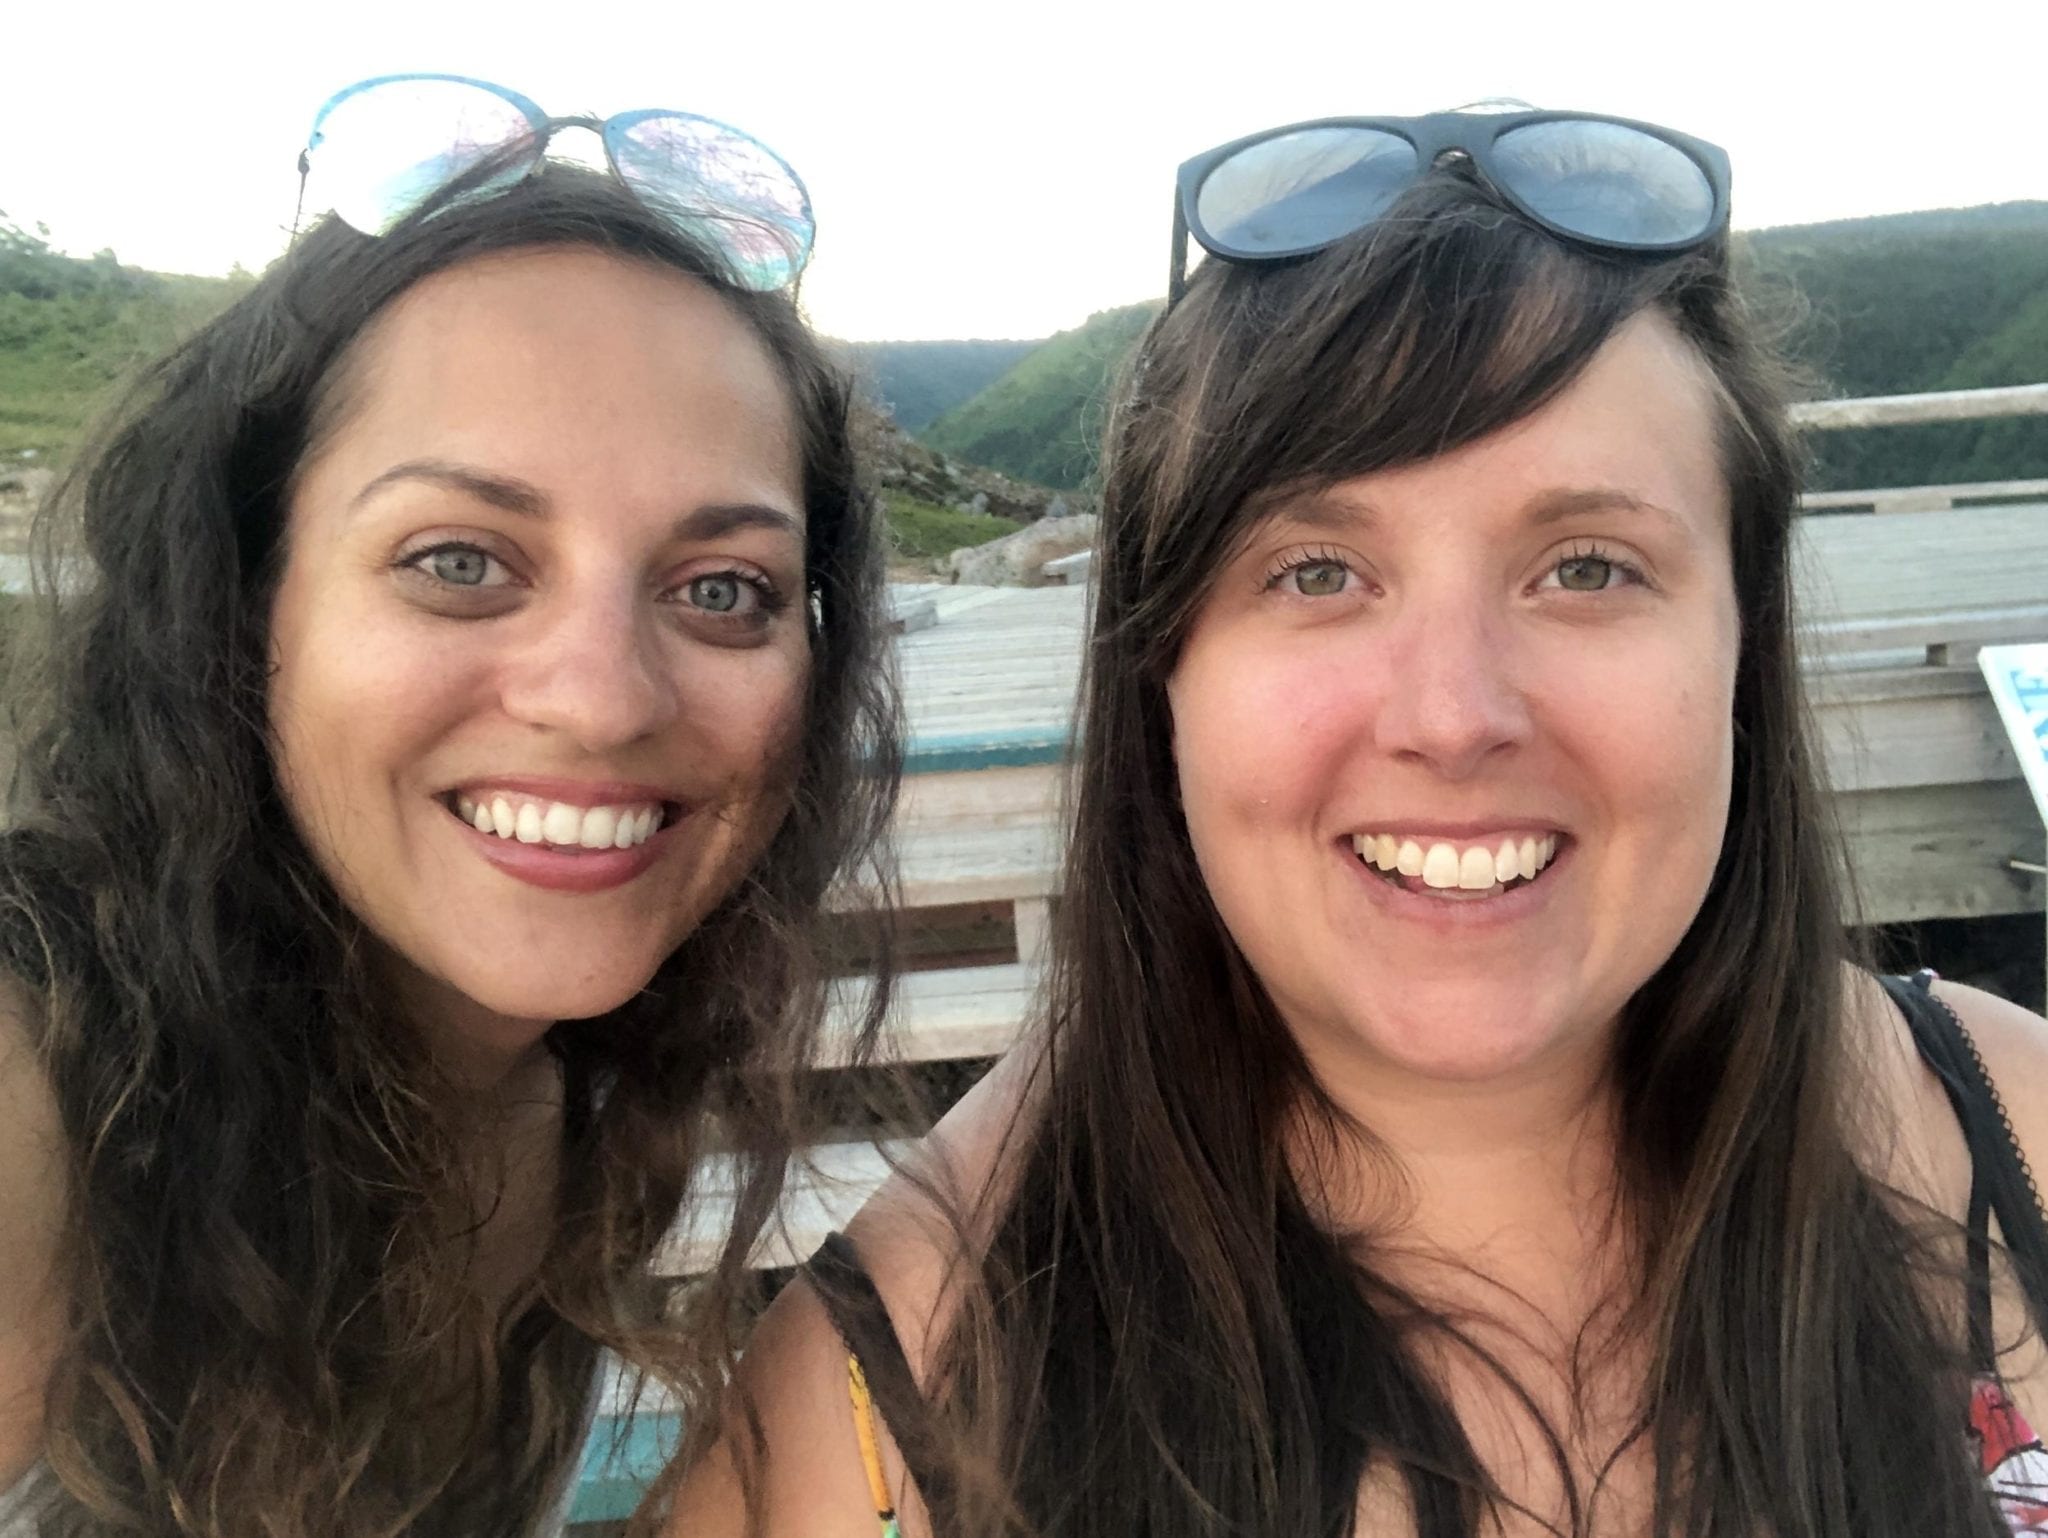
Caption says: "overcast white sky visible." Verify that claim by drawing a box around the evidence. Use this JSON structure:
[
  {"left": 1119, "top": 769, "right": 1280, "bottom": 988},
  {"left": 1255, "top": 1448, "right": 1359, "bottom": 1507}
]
[{"left": 4, "top": 0, "right": 2043, "bottom": 340}]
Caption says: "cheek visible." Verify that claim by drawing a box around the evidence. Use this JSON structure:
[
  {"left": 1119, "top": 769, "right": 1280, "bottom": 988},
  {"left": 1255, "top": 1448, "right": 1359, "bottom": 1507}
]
[{"left": 1169, "top": 633, "right": 1361, "bottom": 850}]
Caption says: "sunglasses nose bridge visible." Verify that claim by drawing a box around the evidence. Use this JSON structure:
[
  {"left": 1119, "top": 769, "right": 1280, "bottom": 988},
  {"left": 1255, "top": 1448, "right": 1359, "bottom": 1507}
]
[{"left": 535, "top": 114, "right": 613, "bottom": 169}]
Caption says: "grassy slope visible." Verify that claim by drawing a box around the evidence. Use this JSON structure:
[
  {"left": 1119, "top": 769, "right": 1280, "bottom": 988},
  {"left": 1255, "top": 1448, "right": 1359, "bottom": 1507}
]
[{"left": 920, "top": 303, "right": 1159, "bottom": 490}]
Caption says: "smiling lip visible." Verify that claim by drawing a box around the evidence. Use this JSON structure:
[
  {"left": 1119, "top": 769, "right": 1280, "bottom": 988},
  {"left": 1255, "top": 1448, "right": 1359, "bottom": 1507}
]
[
  {"left": 1336, "top": 833, "right": 1572, "bottom": 930},
  {"left": 440, "top": 777, "right": 681, "bottom": 894}
]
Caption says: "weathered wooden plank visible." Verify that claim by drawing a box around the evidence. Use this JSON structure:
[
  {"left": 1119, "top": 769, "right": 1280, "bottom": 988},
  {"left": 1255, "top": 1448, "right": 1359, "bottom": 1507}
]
[
  {"left": 656, "top": 1140, "right": 906, "bottom": 1275},
  {"left": 1835, "top": 779, "right": 2047, "bottom": 926},
  {"left": 1790, "top": 383, "right": 2048, "bottom": 430},
  {"left": 819, "top": 961, "right": 1040, "bottom": 1067},
  {"left": 1812, "top": 666, "right": 2032, "bottom": 793}
]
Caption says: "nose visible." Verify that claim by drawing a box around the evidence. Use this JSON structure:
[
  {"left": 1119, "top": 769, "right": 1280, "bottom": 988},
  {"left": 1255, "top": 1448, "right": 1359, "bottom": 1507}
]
[
  {"left": 1370, "top": 591, "right": 1532, "bottom": 779},
  {"left": 497, "top": 583, "right": 680, "bottom": 752}
]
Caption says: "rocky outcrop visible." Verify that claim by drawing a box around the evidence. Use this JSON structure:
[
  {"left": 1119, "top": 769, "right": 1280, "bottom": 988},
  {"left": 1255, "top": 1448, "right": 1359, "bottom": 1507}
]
[
  {"left": 945, "top": 514, "right": 1097, "bottom": 587},
  {"left": 855, "top": 406, "right": 1085, "bottom": 524}
]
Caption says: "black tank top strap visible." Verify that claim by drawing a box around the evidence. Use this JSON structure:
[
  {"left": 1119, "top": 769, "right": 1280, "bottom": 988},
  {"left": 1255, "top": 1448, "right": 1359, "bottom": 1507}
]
[
  {"left": 1883, "top": 970, "right": 2048, "bottom": 1365},
  {"left": 803, "top": 1231, "right": 956, "bottom": 1519}
]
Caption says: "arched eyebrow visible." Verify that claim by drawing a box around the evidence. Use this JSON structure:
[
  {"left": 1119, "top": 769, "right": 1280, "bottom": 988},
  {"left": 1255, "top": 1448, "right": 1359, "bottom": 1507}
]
[
  {"left": 1524, "top": 487, "right": 1686, "bottom": 529},
  {"left": 352, "top": 458, "right": 547, "bottom": 516},
  {"left": 348, "top": 458, "right": 802, "bottom": 540}
]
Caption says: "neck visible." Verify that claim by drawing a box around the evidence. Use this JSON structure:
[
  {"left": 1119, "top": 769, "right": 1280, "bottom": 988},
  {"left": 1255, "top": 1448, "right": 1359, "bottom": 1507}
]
[
  {"left": 377, "top": 948, "right": 559, "bottom": 1103},
  {"left": 1289, "top": 1027, "right": 1624, "bottom": 1267}
]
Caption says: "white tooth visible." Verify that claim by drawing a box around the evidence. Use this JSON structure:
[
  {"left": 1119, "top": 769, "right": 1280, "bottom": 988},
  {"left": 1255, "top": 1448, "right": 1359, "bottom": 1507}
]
[
  {"left": 515, "top": 803, "right": 544, "bottom": 843},
  {"left": 1374, "top": 833, "right": 1398, "bottom": 871},
  {"left": 613, "top": 811, "right": 636, "bottom": 849},
  {"left": 471, "top": 801, "right": 493, "bottom": 832},
  {"left": 1353, "top": 833, "right": 1372, "bottom": 859},
  {"left": 490, "top": 797, "right": 516, "bottom": 838},
  {"left": 542, "top": 802, "right": 581, "bottom": 846},
  {"left": 1421, "top": 843, "right": 1461, "bottom": 889},
  {"left": 457, "top": 794, "right": 476, "bottom": 820},
  {"left": 1396, "top": 840, "right": 1425, "bottom": 877},
  {"left": 1543, "top": 834, "right": 1557, "bottom": 865},
  {"left": 1519, "top": 836, "right": 1539, "bottom": 879},
  {"left": 580, "top": 806, "right": 619, "bottom": 849},
  {"left": 1458, "top": 846, "right": 1495, "bottom": 890},
  {"left": 1495, "top": 840, "right": 1519, "bottom": 884}
]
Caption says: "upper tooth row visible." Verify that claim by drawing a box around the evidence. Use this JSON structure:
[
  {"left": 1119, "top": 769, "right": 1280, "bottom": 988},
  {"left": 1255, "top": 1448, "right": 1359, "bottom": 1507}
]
[
  {"left": 1352, "top": 833, "right": 1557, "bottom": 890},
  {"left": 456, "top": 794, "right": 662, "bottom": 850}
]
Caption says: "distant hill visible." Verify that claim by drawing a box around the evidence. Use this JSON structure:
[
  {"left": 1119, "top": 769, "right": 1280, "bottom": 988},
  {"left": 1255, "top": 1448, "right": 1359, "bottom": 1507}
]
[
  {"left": 1744, "top": 200, "right": 2048, "bottom": 490},
  {"left": 843, "top": 339, "right": 1042, "bottom": 431},
  {"left": 920, "top": 302, "right": 1159, "bottom": 490},
  {"left": 0, "top": 215, "right": 249, "bottom": 458},
  {"left": 911, "top": 202, "right": 2048, "bottom": 497}
]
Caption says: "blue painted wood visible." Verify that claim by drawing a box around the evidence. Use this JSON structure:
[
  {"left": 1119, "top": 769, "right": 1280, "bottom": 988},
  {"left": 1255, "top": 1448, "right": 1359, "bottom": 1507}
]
[
  {"left": 905, "top": 725, "right": 1071, "bottom": 775},
  {"left": 569, "top": 1410, "right": 682, "bottom": 1525}
]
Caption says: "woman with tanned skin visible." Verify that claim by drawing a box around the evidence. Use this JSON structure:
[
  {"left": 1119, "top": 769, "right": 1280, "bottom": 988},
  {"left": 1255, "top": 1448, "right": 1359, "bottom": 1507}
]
[{"left": 0, "top": 77, "right": 898, "bottom": 1538}]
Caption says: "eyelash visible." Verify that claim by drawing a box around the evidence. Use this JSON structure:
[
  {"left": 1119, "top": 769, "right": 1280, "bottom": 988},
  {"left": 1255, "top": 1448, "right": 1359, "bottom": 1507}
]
[
  {"left": 1540, "top": 540, "right": 1649, "bottom": 593},
  {"left": 1257, "top": 541, "right": 1650, "bottom": 597},
  {"left": 1261, "top": 544, "right": 1359, "bottom": 594},
  {"left": 395, "top": 542, "right": 789, "bottom": 619}
]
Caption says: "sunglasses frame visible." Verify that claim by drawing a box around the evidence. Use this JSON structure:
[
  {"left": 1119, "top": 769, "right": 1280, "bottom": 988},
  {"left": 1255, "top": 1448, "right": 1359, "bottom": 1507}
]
[
  {"left": 1170, "top": 109, "right": 1732, "bottom": 304},
  {"left": 299, "top": 73, "right": 816, "bottom": 289}
]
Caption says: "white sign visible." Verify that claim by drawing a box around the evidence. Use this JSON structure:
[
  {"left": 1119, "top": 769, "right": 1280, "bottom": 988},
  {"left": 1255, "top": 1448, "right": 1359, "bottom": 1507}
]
[{"left": 1981, "top": 643, "right": 2048, "bottom": 829}]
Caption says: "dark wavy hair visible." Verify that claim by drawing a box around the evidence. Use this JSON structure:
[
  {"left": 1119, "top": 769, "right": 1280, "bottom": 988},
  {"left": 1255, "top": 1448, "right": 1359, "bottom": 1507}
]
[
  {"left": 2, "top": 165, "right": 899, "bottom": 1537},
  {"left": 917, "top": 172, "right": 2009, "bottom": 1535}
]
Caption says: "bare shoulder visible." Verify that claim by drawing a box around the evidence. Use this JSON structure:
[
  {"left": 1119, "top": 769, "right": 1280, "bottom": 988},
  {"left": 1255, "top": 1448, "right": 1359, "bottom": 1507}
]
[
  {"left": 664, "top": 1279, "right": 899, "bottom": 1538},
  {"left": 665, "top": 1044, "right": 1043, "bottom": 1537},
  {"left": 1928, "top": 976, "right": 2048, "bottom": 1176},
  {"left": 0, "top": 971, "right": 69, "bottom": 1480}
]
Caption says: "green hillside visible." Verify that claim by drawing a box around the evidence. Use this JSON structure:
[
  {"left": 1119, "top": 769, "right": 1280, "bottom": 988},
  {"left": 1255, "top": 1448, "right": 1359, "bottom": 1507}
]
[
  {"left": 916, "top": 203, "right": 2048, "bottom": 497},
  {"left": 844, "top": 338, "right": 1042, "bottom": 431},
  {"left": 1744, "top": 201, "right": 2048, "bottom": 490},
  {"left": 0, "top": 214, "right": 249, "bottom": 458},
  {"left": 920, "top": 302, "right": 1160, "bottom": 490}
]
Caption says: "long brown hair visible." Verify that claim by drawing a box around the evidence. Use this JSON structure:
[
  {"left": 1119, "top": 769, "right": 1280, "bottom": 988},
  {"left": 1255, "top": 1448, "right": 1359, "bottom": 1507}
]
[
  {"left": 1, "top": 165, "right": 899, "bottom": 1536},
  {"left": 922, "top": 173, "right": 2006, "bottom": 1535}
]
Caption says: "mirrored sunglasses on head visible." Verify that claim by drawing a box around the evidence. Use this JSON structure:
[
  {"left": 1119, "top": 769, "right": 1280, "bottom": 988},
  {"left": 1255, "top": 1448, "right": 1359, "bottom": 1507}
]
[
  {"left": 1168, "top": 108, "right": 1732, "bottom": 304},
  {"left": 297, "top": 73, "right": 815, "bottom": 292}
]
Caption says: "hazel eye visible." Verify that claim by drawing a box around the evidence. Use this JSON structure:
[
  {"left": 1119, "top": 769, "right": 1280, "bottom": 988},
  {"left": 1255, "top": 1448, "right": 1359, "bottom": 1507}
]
[
  {"left": 1555, "top": 554, "right": 1615, "bottom": 591},
  {"left": 1292, "top": 560, "right": 1349, "bottom": 597}
]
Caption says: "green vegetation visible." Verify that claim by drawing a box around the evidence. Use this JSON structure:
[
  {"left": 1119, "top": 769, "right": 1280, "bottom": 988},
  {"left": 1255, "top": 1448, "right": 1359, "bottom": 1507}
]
[
  {"left": 881, "top": 492, "right": 1020, "bottom": 561},
  {"left": 910, "top": 204, "right": 2048, "bottom": 497},
  {"left": 1745, "top": 202, "right": 2048, "bottom": 490},
  {"left": 845, "top": 339, "right": 1042, "bottom": 431},
  {"left": 0, "top": 213, "right": 248, "bottom": 459},
  {"left": 920, "top": 303, "right": 1159, "bottom": 490}
]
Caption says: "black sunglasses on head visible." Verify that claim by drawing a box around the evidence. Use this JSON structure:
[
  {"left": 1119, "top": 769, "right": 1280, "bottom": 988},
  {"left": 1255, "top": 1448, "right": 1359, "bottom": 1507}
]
[{"left": 1169, "top": 109, "right": 1733, "bottom": 304}]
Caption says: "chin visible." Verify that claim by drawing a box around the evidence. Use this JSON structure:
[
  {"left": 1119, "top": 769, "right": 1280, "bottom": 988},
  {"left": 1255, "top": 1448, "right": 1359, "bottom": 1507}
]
[
  {"left": 1336, "top": 984, "right": 1584, "bottom": 1084},
  {"left": 432, "top": 948, "right": 674, "bottom": 1027}
]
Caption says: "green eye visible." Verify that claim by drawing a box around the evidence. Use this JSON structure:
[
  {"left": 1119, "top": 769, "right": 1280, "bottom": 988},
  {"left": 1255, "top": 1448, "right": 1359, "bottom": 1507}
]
[
  {"left": 689, "top": 574, "right": 745, "bottom": 613},
  {"left": 1292, "top": 560, "right": 1348, "bottom": 597},
  {"left": 428, "top": 548, "right": 491, "bottom": 586},
  {"left": 1556, "top": 555, "right": 1613, "bottom": 591}
]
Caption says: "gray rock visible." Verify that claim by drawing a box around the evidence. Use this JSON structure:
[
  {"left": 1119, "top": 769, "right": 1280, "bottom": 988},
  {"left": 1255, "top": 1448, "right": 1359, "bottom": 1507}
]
[{"left": 946, "top": 513, "right": 1099, "bottom": 587}]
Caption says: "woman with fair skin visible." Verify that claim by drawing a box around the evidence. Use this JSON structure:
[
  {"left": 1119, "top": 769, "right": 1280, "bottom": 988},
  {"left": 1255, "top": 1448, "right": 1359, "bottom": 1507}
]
[
  {"left": 680, "top": 110, "right": 2048, "bottom": 1537},
  {"left": 0, "top": 78, "right": 897, "bottom": 1538}
]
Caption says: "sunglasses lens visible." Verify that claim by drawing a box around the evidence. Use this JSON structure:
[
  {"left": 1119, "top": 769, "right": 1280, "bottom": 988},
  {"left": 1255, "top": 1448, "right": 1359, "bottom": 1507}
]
[
  {"left": 306, "top": 77, "right": 538, "bottom": 235},
  {"left": 1196, "top": 126, "right": 1419, "bottom": 256},
  {"left": 1491, "top": 121, "right": 1716, "bottom": 247},
  {"left": 609, "top": 114, "right": 815, "bottom": 290}
]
